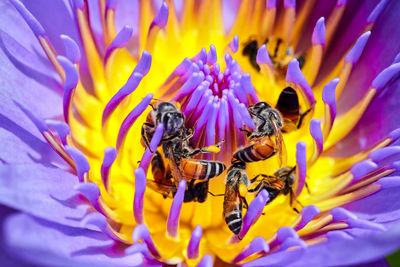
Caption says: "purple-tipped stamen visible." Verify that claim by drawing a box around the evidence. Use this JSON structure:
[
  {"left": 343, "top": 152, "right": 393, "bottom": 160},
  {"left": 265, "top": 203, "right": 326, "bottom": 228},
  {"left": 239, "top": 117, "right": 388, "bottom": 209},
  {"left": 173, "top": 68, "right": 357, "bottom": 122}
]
[
  {"left": 167, "top": 180, "right": 186, "bottom": 239},
  {"left": 238, "top": 190, "right": 269, "bottom": 240},
  {"left": 372, "top": 63, "right": 400, "bottom": 93},
  {"left": 378, "top": 176, "right": 400, "bottom": 189},
  {"left": 322, "top": 78, "right": 339, "bottom": 137},
  {"left": 9, "top": 0, "right": 45, "bottom": 37},
  {"left": 369, "top": 147, "right": 400, "bottom": 164},
  {"left": 14, "top": 100, "right": 47, "bottom": 133},
  {"left": 116, "top": 93, "right": 154, "bottom": 150},
  {"left": 173, "top": 72, "right": 205, "bottom": 101},
  {"left": 337, "top": 0, "right": 347, "bottom": 7},
  {"left": 102, "top": 72, "right": 143, "bottom": 126},
  {"left": 193, "top": 48, "right": 208, "bottom": 62},
  {"left": 57, "top": 56, "right": 79, "bottom": 124},
  {"left": 139, "top": 124, "right": 164, "bottom": 173},
  {"left": 240, "top": 74, "right": 259, "bottom": 104},
  {"left": 61, "top": 34, "right": 81, "bottom": 64},
  {"left": 81, "top": 212, "right": 125, "bottom": 243},
  {"left": 101, "top": 147, "right": 117, "bottom": 191},
  {"left": 232, "top": 237, "right": 269, "bottom": 263},
  {"left": 150, "top": 1, "right": 169, "bottom": 29},
  {"left": 345, "top": 31, "right": 371, "bottom": 64},
  {"left": 350, "top": 160, "right": 379, "bottom": 181},
  {"left": 256, "top": 44, "right": 272, "bottom": 67},
  {"left": 286, "top": 59, "right": 316, "bottom": 107},
  {"left": 205, "top": 103, "right": 219, "bottom": 159},
  {"left": 45, "top": 120, "right": 70, "bottom": 145},
  {"left": 75, "top": 182, "right": 104, "bottom": 215},
  {"left": 312, "top": 17, "right": 326, "bottom": 47},
  {"left": 133, "top": 168, "right": 146, "bottom": 224},
  {"left": 87, "top": 0, "right": 105, "bottom": 53},
  {"left": 196, "top": 254, "right": 213, "bottom": 267},
  {"left": 72, "top": 0, "right": 84, "bottom": 10},
  {"left": 309, "top": 119, "right": 323, "bottom": 161},
  {"left": 269, "top": 226, "right": 299, "bottom": 250},
  {"left": 229, "top": 35, "right": 239, "bottom": 53},
  {"left": 367, "top": 0, "right": 389, "bottom": 24},
  {"left": 279, "top": 237, "right": 307, "bottom": 251},
  {"left": 207, "top": 44, "right": 217, "bottom": 64},
  {"left": 327, "top": 230, "right": 353, "bottom": 241},
  {"left": 132, "top": 224, "right": 161, "bottom": 259},
  {"left": 284, "top": 0, "right": 296, "bottom": 8},
  {"left": 331, "top": 207, "right": 385, "bottom": 231},
  {"left": 217, "top": 98, "right": 228, "bottom": 141},
  {"left": 295, "top": 142, "right": 307, "bottom": 196},
  {"left": 294, "top": 205, "right": 321, "bottom": 231},
  {"left": 187, "top": 225, "right": 203, "bottom": 259},
  {"left": 106, "top": 0, "right": 117, "bottom": 10},
  {"left": 65, "top": 145, "right": 90, "bottom": 182},
  {"left": 104, "top": 25, "right": 133, "bottom": 63},
  {"left": 267, "top": 0, "right": 276, "bottom": 9}
]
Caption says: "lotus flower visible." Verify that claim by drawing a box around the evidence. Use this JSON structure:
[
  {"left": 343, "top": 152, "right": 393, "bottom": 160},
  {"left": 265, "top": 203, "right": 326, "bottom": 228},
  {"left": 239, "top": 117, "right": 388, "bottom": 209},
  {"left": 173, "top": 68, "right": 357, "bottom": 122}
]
[{"left": 1, "top": 0, "right": 400, "bottom": 266}]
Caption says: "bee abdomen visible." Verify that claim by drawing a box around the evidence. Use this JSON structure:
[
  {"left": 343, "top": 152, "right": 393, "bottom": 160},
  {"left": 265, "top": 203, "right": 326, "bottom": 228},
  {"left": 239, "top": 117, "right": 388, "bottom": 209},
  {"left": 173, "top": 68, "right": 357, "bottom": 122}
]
[
  {"left": 181, "top": 159, "right": 226, "bottom": 180},
  {"left": 225, "top": 211, "right": 242, "bottom": 235},
  {"left": 234, "top": 145, "right": 264, "bottom": 163}
]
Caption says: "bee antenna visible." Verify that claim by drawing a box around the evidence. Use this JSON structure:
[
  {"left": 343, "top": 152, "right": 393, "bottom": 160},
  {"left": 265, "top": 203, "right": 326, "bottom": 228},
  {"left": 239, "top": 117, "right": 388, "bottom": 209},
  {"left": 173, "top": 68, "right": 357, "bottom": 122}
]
[
  {"left": 149, "top": 103, "right": 155, "bottom": 109},
  {"left": 208, "top": 191, "right": 224, "bottom": 197}
]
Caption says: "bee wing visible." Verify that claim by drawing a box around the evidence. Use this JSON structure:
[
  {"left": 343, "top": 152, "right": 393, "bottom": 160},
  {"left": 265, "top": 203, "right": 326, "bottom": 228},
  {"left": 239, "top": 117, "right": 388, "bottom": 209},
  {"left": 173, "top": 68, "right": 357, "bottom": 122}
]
[{"left": 272, "top": 120, "right": 287, "bottom": 167}]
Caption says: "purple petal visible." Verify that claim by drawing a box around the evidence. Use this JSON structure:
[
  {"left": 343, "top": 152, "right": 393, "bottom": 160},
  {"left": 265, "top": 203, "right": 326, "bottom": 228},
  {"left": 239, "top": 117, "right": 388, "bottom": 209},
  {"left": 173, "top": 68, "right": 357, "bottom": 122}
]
[
  {"left": 187, "top": 225, "right": 202, "bottom": 259},
  {"left": 0, "top": 163, "right": 86, "bottom": 227},
  {"left": 351, "top": 160, "right": 379, "bottom": 181},
  {"left": 4, "top": 213, "right": 144, "bottom": 266},
  {"left": 295, "top": 205, "right": 321, "bottom": 230}
]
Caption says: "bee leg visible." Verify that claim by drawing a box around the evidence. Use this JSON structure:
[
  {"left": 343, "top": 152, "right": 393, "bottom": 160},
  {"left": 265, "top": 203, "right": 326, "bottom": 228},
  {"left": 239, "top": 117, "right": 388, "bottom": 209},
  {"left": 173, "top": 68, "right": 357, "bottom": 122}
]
[
  {"left": 186, "top": 141, "right": 224, "bottom": 157},
  {"left": 289, "top": 189, "right": 303, "bottom": 214},
  {"left": 242, "top": 197, "right": 249, "bottom": 210},
  {"left": 304, "top": 181, "right": 311, "bottom": 194},
  {"left": 297, "top": 107, "right": 312, "bottom": 129},
  {"left": 250, "top": 174, "right": 274, "bottom": 183},
  {"left": 208, "top": 191, "right": 225, "bottom": 197},
  {"left": 183, "top": 127, "right": 194, "bottom": 141},
  {"left": 239, "top": 127, "right": 252, "bottom": 137},
  {"left": 141, "top": 123, "right": 155, "bottom": 152}
]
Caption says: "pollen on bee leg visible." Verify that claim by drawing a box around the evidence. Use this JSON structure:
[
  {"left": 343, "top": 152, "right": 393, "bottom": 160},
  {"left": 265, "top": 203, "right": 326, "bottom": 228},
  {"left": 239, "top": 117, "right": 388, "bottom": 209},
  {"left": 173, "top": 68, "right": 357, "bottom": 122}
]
[
  {"left": 167, "top": 180, "right": 186, "bottom": 240},
  {"left": 187, "top": 225, "right": 203, "bottom": 259},
  {"left": 232, "top": 237, "right": 269, "bottom": 264},
  {"left": 234, "top": 190, "right": 269, "bottom": 243}
]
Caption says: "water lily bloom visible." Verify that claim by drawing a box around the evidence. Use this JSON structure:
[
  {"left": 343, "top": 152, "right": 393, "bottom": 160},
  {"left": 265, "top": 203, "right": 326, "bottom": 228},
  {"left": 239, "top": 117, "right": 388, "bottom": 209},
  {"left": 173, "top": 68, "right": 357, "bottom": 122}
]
[{"left": 2, "top": 0, "right": 400, "bottom": 266}]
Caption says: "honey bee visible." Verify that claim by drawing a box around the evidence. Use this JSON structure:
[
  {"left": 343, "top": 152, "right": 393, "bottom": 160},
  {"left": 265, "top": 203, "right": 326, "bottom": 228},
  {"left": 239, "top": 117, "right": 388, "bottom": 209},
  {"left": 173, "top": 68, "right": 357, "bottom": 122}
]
[
  {"left": 249, "top": 166, "right": 297, "bottom": 208},
  {"left": 142, "top": 101, "right": 226, "bottom": 202},
  {"left": 242, "top": 37, "right": 305, "bottom": 75},
  {"left": 223, "top": 161, "right": 250, "bottom": 235},
  {"left": 236, "top": 102, "right": 287, "bottom": 166},
  {"left": 223, "top": 165, "right": 298, "bottom": 235},
  {"left": 275, "top": 87, "right": 311, "bottom": 133}
]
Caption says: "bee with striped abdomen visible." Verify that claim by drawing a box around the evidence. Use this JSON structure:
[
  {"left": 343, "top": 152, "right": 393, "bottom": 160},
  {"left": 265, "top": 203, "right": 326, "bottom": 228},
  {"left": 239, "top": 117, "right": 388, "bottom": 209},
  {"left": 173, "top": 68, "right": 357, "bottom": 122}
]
[
  {"left": 236, "top": 101, "right": 287, "bottom": 166},
  {"left": 223, "top": 161, "right": 250, "bottom": 235}
]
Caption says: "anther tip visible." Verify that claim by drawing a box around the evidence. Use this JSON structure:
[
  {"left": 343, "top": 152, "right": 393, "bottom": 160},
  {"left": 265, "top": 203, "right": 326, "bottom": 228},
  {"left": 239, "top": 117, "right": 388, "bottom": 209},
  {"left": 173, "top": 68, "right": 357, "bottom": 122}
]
[
  {"left": 154, "top": 2, "right": 169, "bottom": 28},
  {"left": 345, "top": 31, "right": 371, "bottom": 64},
  {"left": 312, "top": 17, "right": 326, "bottom": 46}
]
